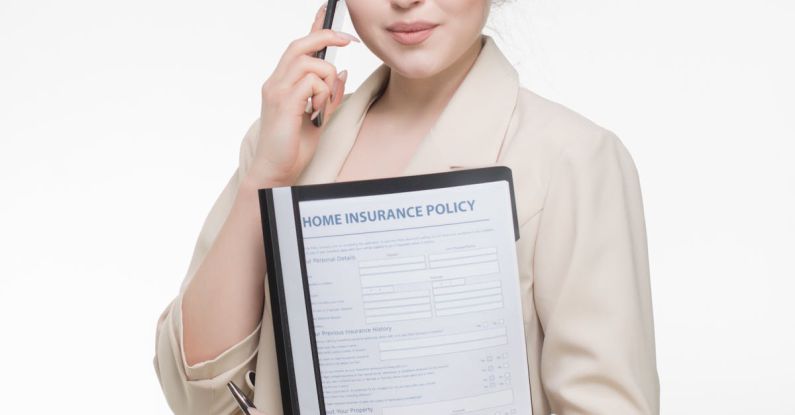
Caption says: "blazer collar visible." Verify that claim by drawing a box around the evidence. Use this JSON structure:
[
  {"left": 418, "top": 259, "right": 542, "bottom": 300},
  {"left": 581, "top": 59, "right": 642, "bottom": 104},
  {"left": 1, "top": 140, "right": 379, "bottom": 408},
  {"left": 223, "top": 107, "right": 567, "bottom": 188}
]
[{"left": 295, "top": 33, "right": 519, "bottom": 186}]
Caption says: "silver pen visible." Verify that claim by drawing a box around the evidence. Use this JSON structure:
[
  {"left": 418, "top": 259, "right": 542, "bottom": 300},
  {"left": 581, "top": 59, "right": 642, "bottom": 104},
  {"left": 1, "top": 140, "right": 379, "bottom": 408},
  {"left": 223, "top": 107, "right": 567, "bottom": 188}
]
[{"left": 227, "top": 380, "right": 257, "bottom": 415}]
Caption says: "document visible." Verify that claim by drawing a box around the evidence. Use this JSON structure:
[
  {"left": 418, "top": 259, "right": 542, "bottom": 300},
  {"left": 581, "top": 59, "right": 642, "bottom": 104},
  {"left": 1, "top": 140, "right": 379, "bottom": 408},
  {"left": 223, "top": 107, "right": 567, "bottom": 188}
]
[{"left": 258, "top": 167, "right": 532, "bottom": 415}]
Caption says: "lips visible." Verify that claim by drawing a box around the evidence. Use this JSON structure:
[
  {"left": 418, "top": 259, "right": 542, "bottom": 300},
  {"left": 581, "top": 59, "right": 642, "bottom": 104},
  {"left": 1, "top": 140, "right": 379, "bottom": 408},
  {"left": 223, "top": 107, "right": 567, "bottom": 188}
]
[{"left": 386, "top": 21, "right": 439, "bottom": 45}]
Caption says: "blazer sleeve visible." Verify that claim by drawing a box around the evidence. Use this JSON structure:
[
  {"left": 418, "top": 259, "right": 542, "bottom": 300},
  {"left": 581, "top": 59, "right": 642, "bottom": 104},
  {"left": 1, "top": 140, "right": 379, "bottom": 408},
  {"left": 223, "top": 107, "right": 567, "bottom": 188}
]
[
  {"left": 532, "top": 129, "right": 660, "bottom": 414},
  {"left": 153, "top": 118, "right": 264, "bottom": 414}
]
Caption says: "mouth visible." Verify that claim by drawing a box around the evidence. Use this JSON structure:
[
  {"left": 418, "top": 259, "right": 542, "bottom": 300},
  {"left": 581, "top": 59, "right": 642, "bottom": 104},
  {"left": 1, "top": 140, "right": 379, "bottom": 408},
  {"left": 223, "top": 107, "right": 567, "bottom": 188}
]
[{"left": 386, "top": 21, "right": 439, "bottom": 46}]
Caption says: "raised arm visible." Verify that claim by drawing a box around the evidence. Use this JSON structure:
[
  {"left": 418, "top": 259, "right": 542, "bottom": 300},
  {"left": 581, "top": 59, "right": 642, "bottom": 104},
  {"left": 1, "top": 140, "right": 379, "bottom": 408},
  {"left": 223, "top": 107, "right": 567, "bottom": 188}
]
[
  {"left": 153, "top": 6, "right": 354, "bottom": 412},
  {"left": 153, "top": 119, "right": 271, "bottom": 414}
]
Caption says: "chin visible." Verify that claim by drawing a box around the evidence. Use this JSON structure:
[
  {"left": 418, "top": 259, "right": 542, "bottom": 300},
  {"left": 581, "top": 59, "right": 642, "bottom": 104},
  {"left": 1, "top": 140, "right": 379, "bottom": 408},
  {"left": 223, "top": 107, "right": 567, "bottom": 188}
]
[
  {"left": 373, "top": 39, "right": 455, "bottom": 80},
  {"left": 387, "top": 56, "right": 447, "bottom": 79}
]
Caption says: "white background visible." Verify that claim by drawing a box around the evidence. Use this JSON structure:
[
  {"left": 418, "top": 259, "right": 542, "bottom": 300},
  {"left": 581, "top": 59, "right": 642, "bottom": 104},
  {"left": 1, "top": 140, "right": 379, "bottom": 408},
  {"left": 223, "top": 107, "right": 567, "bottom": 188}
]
[{"left": 1, "top": 0, "right": 793, "bottom": 413}]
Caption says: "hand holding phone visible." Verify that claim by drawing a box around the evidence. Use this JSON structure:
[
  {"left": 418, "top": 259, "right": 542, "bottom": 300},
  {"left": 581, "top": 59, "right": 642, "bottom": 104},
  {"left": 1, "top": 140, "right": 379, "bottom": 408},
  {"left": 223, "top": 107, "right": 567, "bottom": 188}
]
[{"left": 246, "top": 2, "right": 357, "bottom": 187}]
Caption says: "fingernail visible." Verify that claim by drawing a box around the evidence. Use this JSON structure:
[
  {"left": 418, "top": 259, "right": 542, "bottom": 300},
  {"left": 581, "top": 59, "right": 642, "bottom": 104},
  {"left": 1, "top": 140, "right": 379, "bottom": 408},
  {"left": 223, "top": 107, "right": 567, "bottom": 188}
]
[
  {"left": 334, "top": 31, "right": 361, "bottom": 43},
  {"left": 310, "top": 109, "right": 320, "bottom": 121},
  {"left": 338, "top": 70, "right": 348, "bottom": 83}
]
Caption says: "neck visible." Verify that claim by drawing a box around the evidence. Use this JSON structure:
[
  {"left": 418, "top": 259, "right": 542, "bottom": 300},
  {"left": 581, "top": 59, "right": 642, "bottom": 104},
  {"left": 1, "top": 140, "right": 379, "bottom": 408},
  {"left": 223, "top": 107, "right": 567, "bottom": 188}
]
[{"left": 376, "top": 35, "right": 485, "bottom": 118}]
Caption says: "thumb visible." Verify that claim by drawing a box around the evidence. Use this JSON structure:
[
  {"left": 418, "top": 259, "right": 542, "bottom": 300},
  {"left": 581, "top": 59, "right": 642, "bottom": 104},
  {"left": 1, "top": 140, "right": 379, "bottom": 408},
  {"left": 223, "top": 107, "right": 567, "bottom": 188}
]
[{"left": 326, "top": 69, "right": 348, "bottom": 119}]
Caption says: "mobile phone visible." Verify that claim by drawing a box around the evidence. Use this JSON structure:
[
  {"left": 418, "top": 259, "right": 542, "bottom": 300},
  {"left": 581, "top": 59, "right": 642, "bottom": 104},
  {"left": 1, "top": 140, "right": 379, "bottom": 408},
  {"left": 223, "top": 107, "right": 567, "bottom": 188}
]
[{"left": 307, "top": 0, "right": 349, "bottom": 127}]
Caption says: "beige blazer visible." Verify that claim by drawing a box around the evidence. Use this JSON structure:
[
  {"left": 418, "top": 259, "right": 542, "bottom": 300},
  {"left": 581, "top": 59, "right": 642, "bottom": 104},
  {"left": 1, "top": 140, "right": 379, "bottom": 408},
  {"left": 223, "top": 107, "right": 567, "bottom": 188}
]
[{"left": 154, "top": 34, "right": 659, "bottom": 414}]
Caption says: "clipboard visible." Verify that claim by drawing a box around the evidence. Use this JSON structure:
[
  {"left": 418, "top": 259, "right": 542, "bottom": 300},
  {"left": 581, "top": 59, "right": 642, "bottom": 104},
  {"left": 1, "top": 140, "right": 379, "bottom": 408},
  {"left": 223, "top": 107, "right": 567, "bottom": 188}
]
[{"left": 257, "top": 166, "right": 531, "bottom": 415}]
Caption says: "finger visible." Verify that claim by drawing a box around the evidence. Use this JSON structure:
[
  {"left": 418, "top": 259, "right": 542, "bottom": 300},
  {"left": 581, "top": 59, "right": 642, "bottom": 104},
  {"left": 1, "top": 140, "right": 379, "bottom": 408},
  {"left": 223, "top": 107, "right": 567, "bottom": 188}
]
[
  {"left": 272, "top": 29, "right": 353, "bottom": 81},
  {"left": 310, "top": 2, "right": 327, "bottom": 34},
  {"left": 283, "top": 54, "right": 338, "bottom": 95},
  {"left": 285, "top": 29, "right": 359, "bottom": 62},
  {"left": 249, "top": 409, "right": 268, "bottom": 415},
  {"left": 289, "top": 72, "right": 331, "bottom": 114},
  {"left": 325, "top": 70, "right": 348, "bottom": 118}
]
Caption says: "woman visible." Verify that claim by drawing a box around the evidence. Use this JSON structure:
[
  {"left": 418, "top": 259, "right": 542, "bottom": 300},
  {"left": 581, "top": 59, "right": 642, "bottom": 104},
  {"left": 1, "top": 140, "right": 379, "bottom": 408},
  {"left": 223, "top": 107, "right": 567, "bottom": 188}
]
[{"left": 153, "top": 0, "right": 660, "bottom": 413}]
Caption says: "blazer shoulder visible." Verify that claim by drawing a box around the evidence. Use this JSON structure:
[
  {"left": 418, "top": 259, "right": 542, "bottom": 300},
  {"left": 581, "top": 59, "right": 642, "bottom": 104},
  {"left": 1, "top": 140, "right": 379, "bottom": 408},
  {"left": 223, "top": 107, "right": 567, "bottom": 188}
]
[
  {"left": 499, "top": 87, "right": 628, "bottom": 221},
  {"left": 508, "top": 87, "right": 619, "bottom": 153}
]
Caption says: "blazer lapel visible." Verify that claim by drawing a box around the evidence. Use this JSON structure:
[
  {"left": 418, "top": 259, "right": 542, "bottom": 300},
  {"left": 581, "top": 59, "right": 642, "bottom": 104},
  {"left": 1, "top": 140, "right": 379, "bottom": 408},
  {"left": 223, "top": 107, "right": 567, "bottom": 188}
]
[{"left": 295, "top": 33, "right": 519, "bottom": 186}]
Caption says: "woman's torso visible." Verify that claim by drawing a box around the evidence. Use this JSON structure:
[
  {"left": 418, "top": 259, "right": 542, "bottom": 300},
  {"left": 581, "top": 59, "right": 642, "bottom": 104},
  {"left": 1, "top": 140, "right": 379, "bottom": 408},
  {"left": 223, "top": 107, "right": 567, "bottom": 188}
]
[{"left": 249, "top": 40, "right": 658, "bottom": 413}]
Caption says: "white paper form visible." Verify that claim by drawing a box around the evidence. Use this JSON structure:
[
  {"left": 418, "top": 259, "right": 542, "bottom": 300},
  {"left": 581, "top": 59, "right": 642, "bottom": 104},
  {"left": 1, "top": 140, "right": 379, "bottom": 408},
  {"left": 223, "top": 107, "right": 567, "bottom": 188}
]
[{"left": 298, "top": 181, "right": 532, "bottom": 415}]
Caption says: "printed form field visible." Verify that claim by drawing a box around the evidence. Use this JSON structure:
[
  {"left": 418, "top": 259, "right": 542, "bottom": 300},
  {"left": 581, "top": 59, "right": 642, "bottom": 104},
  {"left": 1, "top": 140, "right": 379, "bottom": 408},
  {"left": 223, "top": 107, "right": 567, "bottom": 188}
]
[{"left": 358, "top": 247, "right": 508, "bottom": 360}]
